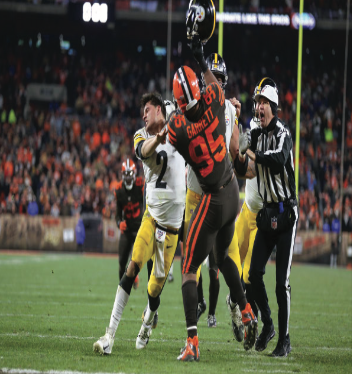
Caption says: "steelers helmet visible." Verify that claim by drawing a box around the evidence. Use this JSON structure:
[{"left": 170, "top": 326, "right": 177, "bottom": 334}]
[
  {"left": 173, "top": 66, "right": 201, "bottom": 113},
  {"left": 186, "top": 0, "right": 216, "bottom": 44},
  {"left": 122, "top": 159, "right": 136, "bottom": 190},
  {"left": 201, "top": 53, "right": 228, "bottom": 89},
  {"left": 252, "top": 77, "right": 278, "bottom": 121}
]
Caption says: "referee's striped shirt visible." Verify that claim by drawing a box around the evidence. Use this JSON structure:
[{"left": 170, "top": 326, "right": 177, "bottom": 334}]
[{"left": 253, "top": 117, "right": 296, "bottom": 204}]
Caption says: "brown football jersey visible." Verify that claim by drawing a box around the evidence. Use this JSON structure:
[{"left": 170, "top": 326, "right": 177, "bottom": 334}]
[{"left": 168, "top": 82, "right": 233, "bottom": 192}]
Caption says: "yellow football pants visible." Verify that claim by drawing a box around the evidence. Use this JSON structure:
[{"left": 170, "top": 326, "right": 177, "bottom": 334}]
[
  {"left": 234, "top": 201, "right": 258, "bottom": 284},
  {"left": 132, "top": 208, "right": 178, "bottom": 297}
]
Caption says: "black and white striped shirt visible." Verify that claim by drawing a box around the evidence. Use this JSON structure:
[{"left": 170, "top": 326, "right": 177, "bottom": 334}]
[{"left": 251, "top": 117, "right": 296, "bottom": 204}]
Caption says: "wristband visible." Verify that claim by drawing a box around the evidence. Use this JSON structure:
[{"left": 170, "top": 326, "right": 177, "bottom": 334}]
[{"left": 234, "top": 154, "right": 249, "bottom": 176}]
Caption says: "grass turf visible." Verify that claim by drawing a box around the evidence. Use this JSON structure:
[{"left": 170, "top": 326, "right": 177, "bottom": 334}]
[{"left": 0, "top": 252, "right": 351, "bottom": 374}]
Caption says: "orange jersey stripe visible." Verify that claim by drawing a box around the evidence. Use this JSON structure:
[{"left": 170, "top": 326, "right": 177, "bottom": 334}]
[
  {"left": 169, "top": 132, "right": 177, "bottom": 145},
  {"left": 168, "top": 124, "right": 176, "bottom": 137},
  {"left": 186, "top": 194, "right": 211, "bottom": 273},
  {"left": 183, "top": 196, "right": 207, "bottom": 274}
]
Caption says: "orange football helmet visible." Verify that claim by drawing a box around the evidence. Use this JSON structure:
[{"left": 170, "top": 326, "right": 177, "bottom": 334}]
[
  {"left": 122, "top": 159, "right": 136, "bottom": 190},
  {"left": 173, "top": 66, "right": 201, "bottom": 113}
]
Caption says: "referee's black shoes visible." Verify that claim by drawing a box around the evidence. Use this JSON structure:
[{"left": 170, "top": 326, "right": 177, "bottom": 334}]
[
  {"left": 272, "top": 334, "right": 292, "bottom": 357},
  {"left": 255, "top": 320, "right": 276, "bottom": 352}
]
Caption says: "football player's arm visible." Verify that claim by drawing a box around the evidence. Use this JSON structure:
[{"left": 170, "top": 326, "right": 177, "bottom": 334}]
[
  {"left": 233, "top": 153, "right": 257, "bottom": 180},
  {"left": 203, "top": 69, "right": 218, "bottom": 86},
  {"left": 141, "top": 127, "right": 168, "bottom": 158},
  {"left": 229, "top": 97, "right": 241, "bottom": 118},
  {"left": 189, "top": 36, "right": 217, "bottom": 86},
  {"left": 115, "top": 195, "right": 123, "bottom": 226},
  {"left": 229, "top": 106, "right": 239, "bottom": 160}
]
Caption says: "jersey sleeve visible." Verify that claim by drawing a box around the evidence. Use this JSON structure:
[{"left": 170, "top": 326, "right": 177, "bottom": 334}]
[
  {"left": 167, "top": 120, "right": 177, "bottom": 147},
  {"left": 209, "top": 81, "right": 225, "bottom": 107},
  {"left": 134, "top": 128, "right": 146, "bottom": 160}
]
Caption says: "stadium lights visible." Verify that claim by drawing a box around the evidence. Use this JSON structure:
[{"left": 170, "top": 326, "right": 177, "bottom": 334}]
[{"left": 83, "top": 2, "right": 108, "bottom": 23}]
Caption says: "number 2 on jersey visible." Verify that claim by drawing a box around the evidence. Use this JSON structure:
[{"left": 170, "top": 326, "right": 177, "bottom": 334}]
[
  {"left": 155, "top": 150, "right": 167, "bottom": 188},
  {"left": 189, "top": 117, "right": 226, "bottom": 178}
]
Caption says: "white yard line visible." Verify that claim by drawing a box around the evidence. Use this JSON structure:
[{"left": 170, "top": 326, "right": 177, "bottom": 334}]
[
  {"left": 0, "top": 255, "right": 72, "bottom": 266},
  {"left": 1, "top": 369, "right": 131, "bottom": 374}
]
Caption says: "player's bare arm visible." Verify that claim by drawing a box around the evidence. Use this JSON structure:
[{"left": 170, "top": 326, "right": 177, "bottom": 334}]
[
  {"left": 234, "top": 153, "right": 257, "bottom": 180},
  {"left": 202, "top": 68, "right": 218, "bottom": 86},
  {"left": 141, "top": 127, "right": 168, "bottom": 158},
  {"left": 229, "top": 125, "right": 239, "bottom": 160},
  {"left": 229, "top": 97, "right": 241, "bottom": 118}
]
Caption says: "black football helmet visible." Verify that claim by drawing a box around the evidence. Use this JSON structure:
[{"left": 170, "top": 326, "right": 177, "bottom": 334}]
[
  {"left": 252, "top": 77, "right": 278, "bottom": 121},
  {"left": 201, "top": 53, "right": 228, "bottom": 89},
  {"left": 186, "top": 0, "right": 216, "bottom": 44}
]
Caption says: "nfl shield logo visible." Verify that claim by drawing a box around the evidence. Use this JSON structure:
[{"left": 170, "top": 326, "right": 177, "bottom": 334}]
[
  {"left": 271, "top": 216, "right": 278, "bottom": 230},
  {"left": 156, "top": 228, "right": 163, "bottom": 241}
]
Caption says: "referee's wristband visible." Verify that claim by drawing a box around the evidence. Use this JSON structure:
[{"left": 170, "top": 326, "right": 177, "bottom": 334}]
[{"left": 234, "top": 154, "right": 248, "bottom": 176}]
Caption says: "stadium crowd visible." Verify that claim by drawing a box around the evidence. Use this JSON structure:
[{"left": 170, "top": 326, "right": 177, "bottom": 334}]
[{"left": 0, "top": 42, "right": 351, "bottom": 233}]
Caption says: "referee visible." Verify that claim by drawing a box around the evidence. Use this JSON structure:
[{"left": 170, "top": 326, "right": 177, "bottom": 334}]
[{"left": 235, "top": 80, "right": 298, "bottom": 357}]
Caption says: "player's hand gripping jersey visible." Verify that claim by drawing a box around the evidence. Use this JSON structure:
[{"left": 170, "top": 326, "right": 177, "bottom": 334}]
[
  {"left": 133, "top": 128, "right": 185, "bottom": 229},
  {"left": 168, "top": 82, "right": 233, "bottom": 192}
]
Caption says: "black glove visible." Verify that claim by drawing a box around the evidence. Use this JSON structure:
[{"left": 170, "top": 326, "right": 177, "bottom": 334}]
[{"left": 188, "top": 35, "right": 208, "bottom": 73}]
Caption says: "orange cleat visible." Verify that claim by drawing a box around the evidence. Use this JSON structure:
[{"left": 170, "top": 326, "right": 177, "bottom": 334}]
[
  {"left": 242, "top": 303, "right": 258, "bottom": 351},
  {"left": 177, "top": 336, "right": 200, "bottom": 362}
]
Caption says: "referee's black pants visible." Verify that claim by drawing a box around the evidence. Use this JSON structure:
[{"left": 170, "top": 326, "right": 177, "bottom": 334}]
[{"left": 249, "top": 208, "right": 298, "bottom": 341}]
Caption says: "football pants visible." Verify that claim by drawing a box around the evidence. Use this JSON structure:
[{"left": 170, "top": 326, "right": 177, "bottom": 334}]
[{"left": 132, "top": 208, "right": 178, "bottom": 297}]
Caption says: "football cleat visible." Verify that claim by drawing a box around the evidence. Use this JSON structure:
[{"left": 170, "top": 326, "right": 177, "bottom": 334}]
[
  {"left": 136, "top": 322, "right": 152, "bottom": 349},
  {"left": 271, "top": 335, "right": 291, "bottom": 357},
  {"left": 133, "top": 275, "right": 139, "bottom": 290},
  {"left": 196, "top": 298, "right": 207, "bottom": 322},
  {"left": 207, "top": 314, "right": 217, "bottom": 328},
  {"left": 255, "top": 320, "right": 276, "bottom": 352},
  {"left": 141, "top": 307, "right": 158, "bottom": 329},
  {"left": 168, "top": 273, "right": 174, "bottom": 283},
  {"left": 93, "top": 327, "right": 114, "bottom": 355},
  {"left": 226, "top": 294, "right": 244, "bottom": 342},
  {"left": 241, "top": 303, "right": 258, "bottom": 351},
  {"left": 177, "top": 336, "right": 200, "bottom": 362}
]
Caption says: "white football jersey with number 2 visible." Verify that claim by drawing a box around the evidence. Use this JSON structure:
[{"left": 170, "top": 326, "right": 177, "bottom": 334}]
[{"left": 134, "top": 127, "right": 186, "bottom": 229}]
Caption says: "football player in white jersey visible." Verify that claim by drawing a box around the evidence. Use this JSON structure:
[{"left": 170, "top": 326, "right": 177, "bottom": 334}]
[
  {"left": 93, "top": 93, "right": 185, "bottom": 355},
  {"left": 182, "top": 53, "right": 244, "bottom": 337}
]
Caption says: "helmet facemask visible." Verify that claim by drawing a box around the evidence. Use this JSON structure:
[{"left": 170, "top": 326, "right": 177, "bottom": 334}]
[
  {"left": 122, "top": 159, "right": 136, "bottom": 190},
  {"left": 201, "top": 53, "right": 228, "bottom": 90},
  {"left": 123, "top": 170, "right": 135, "bottom": 190}
]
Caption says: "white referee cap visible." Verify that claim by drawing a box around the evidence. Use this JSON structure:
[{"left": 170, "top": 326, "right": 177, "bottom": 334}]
[{"left": 255, "top": 85, "right": 278, "bottom": 105}]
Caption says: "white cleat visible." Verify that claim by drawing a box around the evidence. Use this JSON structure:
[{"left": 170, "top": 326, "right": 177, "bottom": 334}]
[
  {"left": 226, "top": 294, "right": 245, "bottom": 342},
  {"left": 136, "top": 322, "right": 152, "bottom": 349},
  {"left": 93, "top": 327, "right": 115, "bottom": 355}
]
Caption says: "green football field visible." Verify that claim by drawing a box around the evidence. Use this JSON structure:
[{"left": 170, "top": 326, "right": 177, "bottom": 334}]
[{"left": 0, "top": 251, "right": 351, "bottom": 374}]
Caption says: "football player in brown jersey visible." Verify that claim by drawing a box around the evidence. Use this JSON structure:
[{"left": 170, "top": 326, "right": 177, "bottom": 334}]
[
  {"left": 115, "top": 159, "right": 144, "bottom": 287},
  {"left": 168, "top": 36, "right": 258, "bottom": 361}
]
